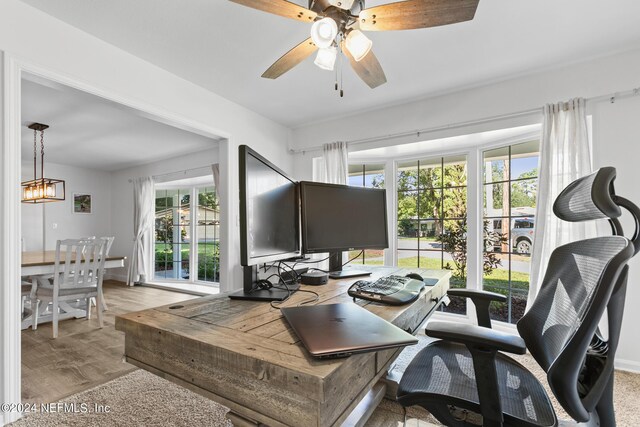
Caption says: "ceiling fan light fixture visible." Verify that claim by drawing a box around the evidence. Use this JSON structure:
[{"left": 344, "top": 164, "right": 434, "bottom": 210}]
[
  {"left": 310, "top": 17, "right": 338, "bottom": 49},
  {"left": 314, "top": 46, "right": 337, "bottom": 71},
  {"left": 345, "top": 30, "right": 372, "bottom": 62},
  {"left": 327, "top": 0, "right": 355, "bottom": 10}
]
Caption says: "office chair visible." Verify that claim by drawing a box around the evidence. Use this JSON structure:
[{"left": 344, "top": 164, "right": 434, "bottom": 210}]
[{"left": 397, "top": 167, "right": 640, "bottom": 427}]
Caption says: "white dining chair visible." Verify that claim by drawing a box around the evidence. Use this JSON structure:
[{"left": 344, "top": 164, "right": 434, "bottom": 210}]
[
  {"left": 32, "top": 238, "right": 107, "bottom": 338},
  {"left": 21, "top": 278, "right": 35, "bottom": 317},
  {"left": 96, "top": 236, "right": 114, "bottom": 311}
]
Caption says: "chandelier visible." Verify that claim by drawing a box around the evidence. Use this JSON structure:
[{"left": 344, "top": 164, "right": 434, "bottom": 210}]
[{"left": 21, "top": 123, "right": 65, "bottom": 203}]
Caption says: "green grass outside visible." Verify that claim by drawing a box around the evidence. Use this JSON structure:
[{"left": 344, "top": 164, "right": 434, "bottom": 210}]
[
  {"left": 155, "top": 242, "right": 218, "bottom": 259},
  {"left": 361, "top": 256, "right": 529, "bottom": 296},
  {"left": 397, "top": 236, "right": 438, "bottom": 242}
]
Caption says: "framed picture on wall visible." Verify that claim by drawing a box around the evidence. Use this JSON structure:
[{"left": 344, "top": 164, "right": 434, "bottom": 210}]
[{"left": 73, "top": 193, "right": 92, "bottom": 214}]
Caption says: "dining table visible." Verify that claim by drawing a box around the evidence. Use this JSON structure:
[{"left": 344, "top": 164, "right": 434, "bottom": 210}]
[{"left": 21, "top": 250, "right": 126, "bottom": 330}]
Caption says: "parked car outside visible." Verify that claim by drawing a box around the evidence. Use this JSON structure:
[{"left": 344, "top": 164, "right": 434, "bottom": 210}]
[{"left": 511, "top": 217, "right": 534, "bottom": 254}]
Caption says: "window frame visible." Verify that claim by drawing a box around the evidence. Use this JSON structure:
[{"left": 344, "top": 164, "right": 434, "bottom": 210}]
[
  {"left": 481, "top": 142, "right": 540, "bottom": 324},
  {"left": 347, "top": 132, "right": 540, "bottom": 327},
  {"left": 153, "top": 183, "right": 220, "bottom": 287}
]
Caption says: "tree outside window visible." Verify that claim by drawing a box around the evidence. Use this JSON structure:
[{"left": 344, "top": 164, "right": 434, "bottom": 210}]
[
  {"left": 396, "top": 156, "right": 469, "bottom": 315},
  {"left": 483, "top": 140, "right": 540, "bottom": 324}
]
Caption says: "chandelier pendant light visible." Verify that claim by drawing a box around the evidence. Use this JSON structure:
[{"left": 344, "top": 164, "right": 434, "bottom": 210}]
[{"left": 21, "top": 123, "right": 65, "bottom": 203}]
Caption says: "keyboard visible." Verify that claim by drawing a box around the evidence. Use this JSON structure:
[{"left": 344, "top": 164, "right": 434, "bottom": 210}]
[{"left": 348, "top": 275, "right": 426, "bottom": 305}]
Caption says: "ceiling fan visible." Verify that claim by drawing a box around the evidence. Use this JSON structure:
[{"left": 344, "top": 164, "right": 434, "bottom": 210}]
[{"left": 229, "top": 0, "right": 480, "bottom": 92}]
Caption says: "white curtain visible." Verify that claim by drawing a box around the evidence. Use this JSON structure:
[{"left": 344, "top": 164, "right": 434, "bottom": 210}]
[
  {"left": 528, "top": 98, "right": 594, "bottom": 308},
  {"left": 211, "top": 163, "right": 220, "bottom": 193},
  {"left": 322, "top": 141, "right": 348, "bottom": 185},
  {"left": 127, "top": 177, "right": 155, "bottom": 286}
]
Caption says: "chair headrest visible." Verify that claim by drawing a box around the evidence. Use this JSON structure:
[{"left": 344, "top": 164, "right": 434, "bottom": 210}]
[{"left": 553, "top": 167, "right": 621, "bottom": 222}]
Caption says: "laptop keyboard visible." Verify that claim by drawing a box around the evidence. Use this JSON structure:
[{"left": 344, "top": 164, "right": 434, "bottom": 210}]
[{"left": 348, "top": 275, "right": 425, "bottom": 305}]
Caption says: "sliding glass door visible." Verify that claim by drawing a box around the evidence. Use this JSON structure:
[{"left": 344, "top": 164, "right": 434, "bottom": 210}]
[
  {"left": 154, "top": 188, "right": 191, "bottom": 281},
  {"left": 154, "top": 183, "right": 219, "bottom": 285}
]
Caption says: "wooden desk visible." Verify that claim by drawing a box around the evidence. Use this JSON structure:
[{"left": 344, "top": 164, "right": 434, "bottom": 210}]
[{"left": 116, "top": 266, "right": 450, "bottom": 427}]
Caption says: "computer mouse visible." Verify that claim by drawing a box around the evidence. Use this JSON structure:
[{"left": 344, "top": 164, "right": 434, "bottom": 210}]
[{"left": 405, "top": 272, "right": 424, "bottom": 281}]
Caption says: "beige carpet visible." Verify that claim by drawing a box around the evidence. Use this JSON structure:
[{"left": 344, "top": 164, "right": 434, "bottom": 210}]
[{"left": 11, "top": 333, "right": 640, "bottom": 426}]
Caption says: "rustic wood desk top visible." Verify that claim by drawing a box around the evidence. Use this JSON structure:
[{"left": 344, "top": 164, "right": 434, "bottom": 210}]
[
  {"left": 116, "top": 266, "right": 450, "bottom": 427},
  {"left": 22, "top": 250, "right": 125, "bottom": 267}
]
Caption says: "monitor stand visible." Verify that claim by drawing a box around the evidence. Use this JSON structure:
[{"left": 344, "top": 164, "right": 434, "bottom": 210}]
[
  {"left": 327, "top": 251, "right": 371, "bottom": 280},
  {"left": 229, "top": 265, "right": 300, "bottom": 301}
]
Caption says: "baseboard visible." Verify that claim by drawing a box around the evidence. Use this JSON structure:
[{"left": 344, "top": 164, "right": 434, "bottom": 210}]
[
  {"left": 614, "top": 358, "right": 640, "bottom": 373},
  {"left": 1, "top": 411, "right": 21, "bottom": 426}
]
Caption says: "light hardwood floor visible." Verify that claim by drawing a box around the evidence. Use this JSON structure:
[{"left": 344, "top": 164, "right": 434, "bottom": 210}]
[{"left": 21, "top": 280, "right": 197, "bottom": 404}]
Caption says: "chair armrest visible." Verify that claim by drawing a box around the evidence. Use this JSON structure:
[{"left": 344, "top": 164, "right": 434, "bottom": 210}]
[
  {"left": 426, "top": 321, "right": 526, "bottom": 354},
  {"left": 447, "top": 289, "right": 506, "bottom": 328},
  {"left": 447, "top": 288, "right": 507, "bottom": 302}
]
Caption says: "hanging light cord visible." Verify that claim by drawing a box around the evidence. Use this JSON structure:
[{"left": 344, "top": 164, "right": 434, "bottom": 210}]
[
  {"left": 40, "top": 128, "right": 45, "bottom": 179},
  {"left": 32, "top": 128, "right": 37, "bottom": 180}
]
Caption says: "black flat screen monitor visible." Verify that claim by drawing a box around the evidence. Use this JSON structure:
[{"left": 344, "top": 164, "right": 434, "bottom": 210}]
[
  {"left": 300, "top": 181, "right": 388, "bottom": 278},
  {"left": 230, "top": 145, "right": 301, "bottom": 301}
]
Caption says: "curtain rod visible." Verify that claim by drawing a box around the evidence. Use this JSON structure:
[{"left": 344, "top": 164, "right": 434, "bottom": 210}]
[
  {"left": 128, "top": 165, "right": 212, "bottom": 183},
  {"left": 291, "top": 86, "right": 640, "bottom": 154}
]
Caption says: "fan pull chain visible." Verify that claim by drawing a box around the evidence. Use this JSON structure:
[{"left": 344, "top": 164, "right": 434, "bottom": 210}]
[
  {"left": 335, "top": 55, "right": 338, "bottom": 91},
  {"left": 338, "top": 41, "right": 344, "bottom": 98}
]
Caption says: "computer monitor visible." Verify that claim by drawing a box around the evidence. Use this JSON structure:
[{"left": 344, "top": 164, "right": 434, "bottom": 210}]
[
  {"left": 299, "top": 181, "right": 388, "bottom": 278},
  {"left": 229, "top": 145, "right": 301, "bottom": 301}
]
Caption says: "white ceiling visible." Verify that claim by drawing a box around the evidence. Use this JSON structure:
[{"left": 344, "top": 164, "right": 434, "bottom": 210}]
[
  {"left": 19, "top": 0, "right": 640, "bottom": 128},
  {"left": 21, "top": 77, "right": 218, "bottom": 172}
]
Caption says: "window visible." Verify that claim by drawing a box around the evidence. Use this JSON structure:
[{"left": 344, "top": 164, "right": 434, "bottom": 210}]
[
  {"left": 154, "top": 183, "right": 220, "bottom": 285},
  {"left": 396, "top": 156, "right": 467, "bottom": 314},
  {"left": 482, "top": 141, "right": 540, "bottom": 324},
  {"left": 347, "top": 164, "right": 385, "bottom": 265},
  {"left": 155, "top": 188, "right": 191, "bottom": 281},
  {"left": 196, "top": 186, "right": 220, "bottom": 282}
]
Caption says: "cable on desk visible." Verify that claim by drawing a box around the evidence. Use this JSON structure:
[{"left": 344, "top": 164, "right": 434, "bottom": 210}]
[
  {"left": 342, "top": 250, "right": 364, "bottom": 267},
  {"left": 269, "top": 287, "right": 319, "bottom": 309}
]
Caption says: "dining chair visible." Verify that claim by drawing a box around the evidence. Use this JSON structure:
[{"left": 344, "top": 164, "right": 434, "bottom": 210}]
[
  {"left": 20, "top": 278, "right": 35, "bottom": 317},
  {"left": 96, "top": 236, "right": 115, "bottom": 311},
  {"left": 32, "top": 238, "right": 108, "bottom": 338}
]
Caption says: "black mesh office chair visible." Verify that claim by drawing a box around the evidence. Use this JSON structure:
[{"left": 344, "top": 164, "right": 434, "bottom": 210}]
[{"left": 397, "top": 167, "right": 640, "bottom": 427}]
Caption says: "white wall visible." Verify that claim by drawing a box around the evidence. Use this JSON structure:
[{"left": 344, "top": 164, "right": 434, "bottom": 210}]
[
  {"left": 108, "top": 146, "right": 219, "bottom": 282},
  {"left": 291, "top": 47, "right": 640, "bottom": 369},
  {"left": 592, "top": 95, "right": 640, "bottom": 371},
  {"left": 291, "top": 47, "right": 640, "bottom": 180},
  {"left": 21, "top": 162, "right": 112, "bottom": 251},
  {"left": 0, "top": 2, "right": 292, "bottom": 423},
  {"left": 0, "top": 0, "right": 293, "bottom": 291}
]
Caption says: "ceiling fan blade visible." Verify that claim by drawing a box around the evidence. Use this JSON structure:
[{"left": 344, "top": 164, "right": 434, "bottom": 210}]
[
  {"left": 344, "top": 48, "right": 387, "bottom": 89},
  {"left": 229, "top": 0, "right": 317, "bottom": 22},
  {"left": 359, "top": 0, "right": 479, "bottom": 31},
  {"left": 262, "top": 38, "right": 318, "bottom": 79}
]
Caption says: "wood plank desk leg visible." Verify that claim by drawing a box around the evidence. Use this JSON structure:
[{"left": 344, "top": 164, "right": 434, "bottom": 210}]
[{"left": 226, "top": 411, "right": 263, "bottom": 427}]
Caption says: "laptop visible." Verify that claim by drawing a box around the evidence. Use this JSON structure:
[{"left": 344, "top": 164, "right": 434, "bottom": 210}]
[{"left": 281, "top": 303, "right": 418, "bottom": 358}]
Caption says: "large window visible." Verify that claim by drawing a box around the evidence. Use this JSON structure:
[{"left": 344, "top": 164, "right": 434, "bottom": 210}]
[
  {"left": 154, "top": 183, "right": 220, "bottom": 284},
  {"left": 196, "top": 186, "right": 220, "bottom": 282},
  {"left": 482, "top": 141, "right": 539, "bottom": 324},
  {"left": 155, "top": 188, "right": 191, "bottom": 280},
  {"left": 334, "top": 132, "right": 542, "bottom": 326},
  {"left": 396, "top": 156, "right": 467, "bottom": 314},
  {"left": 348, "top": 164, "right": 385, "bottom": 265}
]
